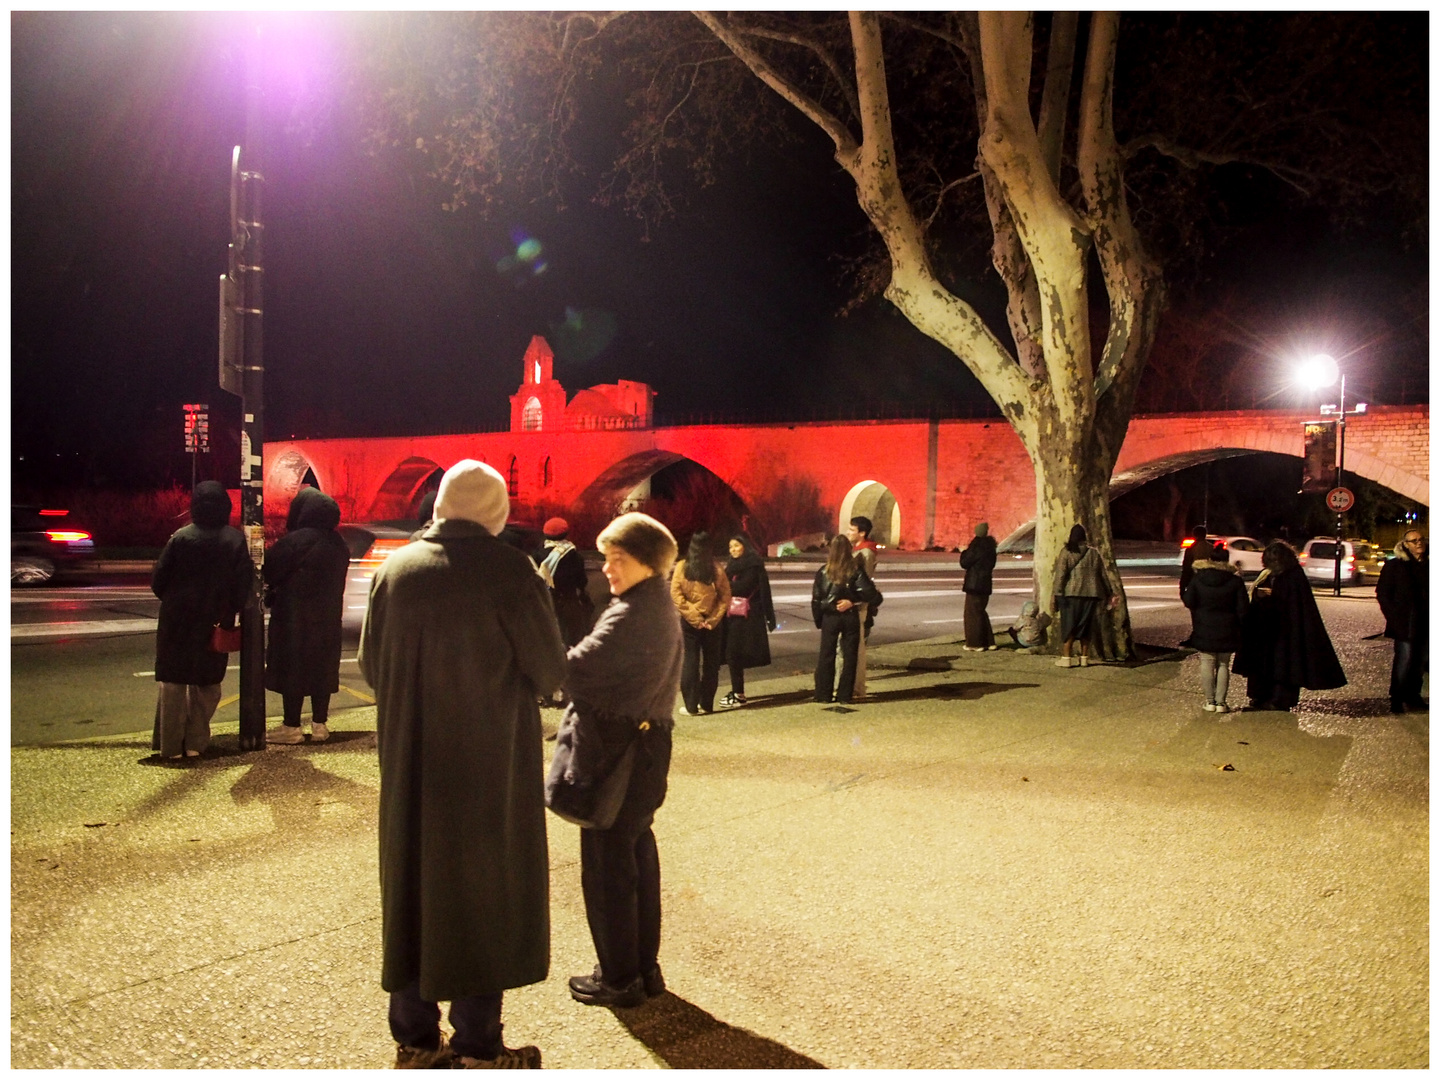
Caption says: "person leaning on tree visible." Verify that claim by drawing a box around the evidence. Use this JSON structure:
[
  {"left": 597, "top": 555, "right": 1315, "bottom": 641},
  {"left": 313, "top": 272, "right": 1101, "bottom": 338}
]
[
  {"left": 359, "top": 459, "right": 568, "bottom": 1069},
  {"left": 1377, "top": 529, "right": 1427, "bottom": 714},
  {"left": 1051, "top": 524, "right": 1117, "bottom": 668},
  {"left": 959, "top": 521, "right": 998, "bottom": 651}
]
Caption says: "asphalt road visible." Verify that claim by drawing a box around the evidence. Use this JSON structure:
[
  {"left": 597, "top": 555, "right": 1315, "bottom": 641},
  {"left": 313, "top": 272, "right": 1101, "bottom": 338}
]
[{"left": 10, "top": 562, "right": 1375, "bottom": 747}]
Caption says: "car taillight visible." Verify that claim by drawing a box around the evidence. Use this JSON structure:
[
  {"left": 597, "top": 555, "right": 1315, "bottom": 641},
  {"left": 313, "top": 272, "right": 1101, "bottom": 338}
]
[
  {"left": 1181, "top": 538, "right": 1195, "bottom": 548},
  {"left": 368, "top": 539, "right": 409, "bottom": 559},
  {"left": 38, "top": 509, "right": 68, "bottom": 517},
  {"left": 46, "top": 529, "right": 91, "bottom": 542}
]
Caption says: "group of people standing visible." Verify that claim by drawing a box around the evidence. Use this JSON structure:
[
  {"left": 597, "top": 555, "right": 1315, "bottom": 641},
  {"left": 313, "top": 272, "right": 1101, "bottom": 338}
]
[{"left": 146, "top": 480, "right": 353, "bottom": 757}]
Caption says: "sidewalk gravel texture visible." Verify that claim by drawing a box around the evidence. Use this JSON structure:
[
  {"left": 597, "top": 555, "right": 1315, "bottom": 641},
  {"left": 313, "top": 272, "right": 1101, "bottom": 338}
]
[{"left": 11, "top": 600, "right": 1427, "bottom": 1068}]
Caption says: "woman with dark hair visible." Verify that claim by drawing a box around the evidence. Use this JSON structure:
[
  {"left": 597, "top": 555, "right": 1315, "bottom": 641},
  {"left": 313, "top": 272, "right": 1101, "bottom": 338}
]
[
  {"left": 1233, "top": 541, "right": 1346, "bottom": 710},
  {"left": 669, "top": 531, "right": 731, "bottom": 715},
  {"left": 265, "top": 486, "right": 352, "bottom": 744},
  {"left": 150, "top": 482, "right": 254, "bottom": 760},
  {"left": 1051, "top": 524, "right": 1115, "bottom": 668},
  {"left": 810, "top": 535, "right": 881, "bottom": 704},
  {"left": 549, "top": 512, "right": 683, "bottom": 1008},
  {"left": 719, "top": 535, "right": 776, "bottom": 709}
]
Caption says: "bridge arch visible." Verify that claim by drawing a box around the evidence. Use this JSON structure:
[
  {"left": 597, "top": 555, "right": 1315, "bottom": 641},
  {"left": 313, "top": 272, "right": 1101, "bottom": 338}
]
[
  {"left": 999, "top": 442, "right": 1428, "bottom": 551},
  {"left": 371, "top": 457, "right": 445, "bottom": 521},
  {"left": 840, "top": 480, "right": 901, "bottom": 547},
  {"left": 572, "top": 450, "right": 752, "bottom": 542}
]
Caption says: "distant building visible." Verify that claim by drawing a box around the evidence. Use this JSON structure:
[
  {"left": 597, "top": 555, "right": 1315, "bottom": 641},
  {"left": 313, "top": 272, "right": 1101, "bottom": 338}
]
[{"left": 508, "top": 336, "right": 655, "bottom": 433}]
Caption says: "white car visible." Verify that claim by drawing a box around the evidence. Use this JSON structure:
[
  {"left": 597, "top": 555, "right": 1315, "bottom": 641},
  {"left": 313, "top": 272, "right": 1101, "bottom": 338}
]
[
  {"left": 1178, "top": 534, "right": 1265, "bottom": 577},
  {"left": 1299, "top": 538, "right": 1384, "bottom": 586}
]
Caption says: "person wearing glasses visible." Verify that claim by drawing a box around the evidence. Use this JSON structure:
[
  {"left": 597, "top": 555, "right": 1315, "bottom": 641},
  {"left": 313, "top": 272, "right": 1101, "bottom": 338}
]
[{"left": 1377, "top": 530, "right": 1428, "bottom": 714}]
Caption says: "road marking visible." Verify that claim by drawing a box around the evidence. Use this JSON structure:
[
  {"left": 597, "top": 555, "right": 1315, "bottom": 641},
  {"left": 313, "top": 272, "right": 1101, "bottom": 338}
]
[
  {"left": 12, "top": 618, "right": 158, "bottom": 639},
  {"left": 339, "top": 685, "right": 375, "bottom": 703},
  {"left": 921, "top": 618, "right": 965, "bottom": 624},
  {"left": 217, "top": 693, "right": 240, "bottom": 709}
]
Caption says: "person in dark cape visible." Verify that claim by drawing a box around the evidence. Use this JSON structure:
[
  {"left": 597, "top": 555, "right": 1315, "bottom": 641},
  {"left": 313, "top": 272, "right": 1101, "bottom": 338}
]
[
  {"left": 150, "top": 482, "right": 254, "bottom": 759},
  {"left": 1233, "top": 541, "right": 1346, "bottom": 710},
  {"left": 1377, "top": 529, "right": 1428, "bottom": 713},
  {"left": 718, "top": 534, "right": 775, "bottom": 708},
  {"left": 265, "top": 486, "right": 351, "bottom": 744}
]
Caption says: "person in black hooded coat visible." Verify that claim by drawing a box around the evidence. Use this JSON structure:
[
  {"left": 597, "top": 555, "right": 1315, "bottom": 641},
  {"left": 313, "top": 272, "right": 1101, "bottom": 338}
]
[
  {"left": 265, "top": 486, "right": 352, "bottom": 743},
  {"left": 718, "top": 535, "right": 775, "bottom": 708},
  {"left": 151, "top": 481, "right": 254, "bottom": 759},
  {"left": 1233, "top": 541, "right": 1346, "bottom": 710}
]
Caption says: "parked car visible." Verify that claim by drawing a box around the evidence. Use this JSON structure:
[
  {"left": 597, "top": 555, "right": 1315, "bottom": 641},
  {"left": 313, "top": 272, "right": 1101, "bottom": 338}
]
[
  {"left": 11, "top": 506, "right": 96, "bottom": 585},
  {"left": 1299, "top": 538, "right": 1384, "bottom": 586},
  {"left": 338, "top": 523, "right": 414, "bottom": 633}
]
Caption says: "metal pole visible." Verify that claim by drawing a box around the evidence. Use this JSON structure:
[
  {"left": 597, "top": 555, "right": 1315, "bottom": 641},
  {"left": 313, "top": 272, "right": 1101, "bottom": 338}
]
[
  {"left": 1332, "top": 374, "right": 1345, "bottom": 598},
  {"left": 237, "top": 27, "right": 267, "bottom": 750}
]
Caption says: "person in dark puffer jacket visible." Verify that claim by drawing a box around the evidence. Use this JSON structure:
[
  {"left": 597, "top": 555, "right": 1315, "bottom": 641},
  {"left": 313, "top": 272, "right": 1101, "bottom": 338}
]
[{"left": 1182, "top": 541, "right": 1248, "bottom": 713}]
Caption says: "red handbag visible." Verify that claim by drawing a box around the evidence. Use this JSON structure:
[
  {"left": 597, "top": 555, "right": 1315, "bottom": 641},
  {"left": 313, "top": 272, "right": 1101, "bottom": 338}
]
[{"left": 209, "top": 624, "right": 242, "bottom": 653}]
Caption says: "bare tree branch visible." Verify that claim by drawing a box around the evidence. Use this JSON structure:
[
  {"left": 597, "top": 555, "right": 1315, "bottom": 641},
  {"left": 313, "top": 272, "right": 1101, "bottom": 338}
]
[
  {"left": 691, "top": 11, "right": 859, "bottom": 160},
  {"left": 1123, "top": 133, "right": 1316, "bottom": 195},
  {"left": 732, "top": 22, "right": 861, "bottom": 120}
]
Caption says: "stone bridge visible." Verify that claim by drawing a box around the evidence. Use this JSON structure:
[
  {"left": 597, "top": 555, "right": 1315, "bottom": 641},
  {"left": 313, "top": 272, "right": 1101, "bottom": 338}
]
[{"left": 265, "top": 403, "right": 1427, "bottom": 551}]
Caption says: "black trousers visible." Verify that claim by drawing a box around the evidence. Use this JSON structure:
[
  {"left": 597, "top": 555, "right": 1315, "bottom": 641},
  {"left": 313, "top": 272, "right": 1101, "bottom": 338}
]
[
  {"left": 282, "top": 692, "right": 330, "bottom": 727},
  {"left": 388, "top": 981, "right": 503, "bottom": 1059},
  {"left": 815, "top": 610, "right": 860, "bottom": 703},
  {"left": 680, "top": 621, "right": 723, "bottom": 712},
  {"left": 1391, "top": 638, "right": 1427, "bottom": 706},
  {"left": 580, "top": 727, "right": 671, "bottom": 987}
]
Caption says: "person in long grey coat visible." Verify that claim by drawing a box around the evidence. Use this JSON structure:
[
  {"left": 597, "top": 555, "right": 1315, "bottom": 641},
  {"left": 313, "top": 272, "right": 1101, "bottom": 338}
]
[
  {"left": 150, "top": 481, "right": 253, "bottom": 760},
  {"left": 264, "top": 487, "right": 351, "bottom": 744},
  {"left": 358, "top": 459, "right": 567, "bottom": 1069},
  {"left": 547, "top": 512, "right": 683, "bottom": 1009}
]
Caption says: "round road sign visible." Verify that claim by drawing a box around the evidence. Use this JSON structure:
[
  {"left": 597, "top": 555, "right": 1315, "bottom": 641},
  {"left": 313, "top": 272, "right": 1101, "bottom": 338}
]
[{"left": 1326, "top": 487, "right": 1355, "bottom": 513}]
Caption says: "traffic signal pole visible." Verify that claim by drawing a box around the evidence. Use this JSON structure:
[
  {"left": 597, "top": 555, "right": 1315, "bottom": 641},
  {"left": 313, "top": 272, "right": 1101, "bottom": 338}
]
[{"left": 219, "top": 32, "right": 267, "bottom": 751}]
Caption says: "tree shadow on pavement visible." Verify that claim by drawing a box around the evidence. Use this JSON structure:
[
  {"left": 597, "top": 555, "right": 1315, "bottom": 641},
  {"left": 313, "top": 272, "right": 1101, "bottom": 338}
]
[
  {"left": 610, "top": 991, "right": 824, "bottom": 1068},
  {"left": 742, "top": 689, "right": 821, "bottom": 711},
  {"left": 861, "top": 680, "right": 1039, "bottom": 704}
]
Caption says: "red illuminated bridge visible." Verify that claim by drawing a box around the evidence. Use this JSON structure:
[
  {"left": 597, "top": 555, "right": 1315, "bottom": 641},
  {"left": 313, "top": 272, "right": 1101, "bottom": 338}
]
[{"left": 265, "top": 336, "right": 1429, "bottom": 550}]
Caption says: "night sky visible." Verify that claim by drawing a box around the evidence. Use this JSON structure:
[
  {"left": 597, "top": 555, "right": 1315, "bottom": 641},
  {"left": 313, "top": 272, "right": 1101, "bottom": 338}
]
[{"left": 10, "top": 12, "right": 1428, "bottom": 495}]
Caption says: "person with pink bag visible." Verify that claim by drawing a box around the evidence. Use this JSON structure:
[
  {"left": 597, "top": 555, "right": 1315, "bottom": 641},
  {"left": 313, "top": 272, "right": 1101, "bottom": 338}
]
[{"left": 718, "top": 534, "right": 775, "bottom": 709}]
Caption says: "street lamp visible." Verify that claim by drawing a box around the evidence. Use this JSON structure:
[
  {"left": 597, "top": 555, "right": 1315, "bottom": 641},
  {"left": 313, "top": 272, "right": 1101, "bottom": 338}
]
[{"left": 1297, "top": 354, "right": 1368, "bottom": 597}]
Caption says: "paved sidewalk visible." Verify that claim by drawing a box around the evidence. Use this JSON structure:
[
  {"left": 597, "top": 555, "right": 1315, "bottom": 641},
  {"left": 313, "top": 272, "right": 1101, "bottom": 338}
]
[{"left": 11, "top": 619, "right": 1427, "bottom": 1068}]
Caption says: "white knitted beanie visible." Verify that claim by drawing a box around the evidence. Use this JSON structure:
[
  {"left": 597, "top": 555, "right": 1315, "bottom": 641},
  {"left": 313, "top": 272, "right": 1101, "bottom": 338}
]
[{"left": 434, "top": 459, "right": 509, "bottom": 536}]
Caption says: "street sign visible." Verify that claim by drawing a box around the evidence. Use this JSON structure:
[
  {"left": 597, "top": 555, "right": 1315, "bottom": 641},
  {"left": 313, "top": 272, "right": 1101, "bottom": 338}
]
[
  {"left": 1326, "top": 486, "right": 1355, "bottom": 513},
  {"left": 183, "top": 404, "right": 210, "bottom": 454}
]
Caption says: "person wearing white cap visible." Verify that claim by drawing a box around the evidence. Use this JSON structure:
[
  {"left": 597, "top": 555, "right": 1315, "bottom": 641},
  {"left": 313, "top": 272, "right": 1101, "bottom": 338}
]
[{"left": 360, "top": 459, "right": 567, "bottom": 1069}]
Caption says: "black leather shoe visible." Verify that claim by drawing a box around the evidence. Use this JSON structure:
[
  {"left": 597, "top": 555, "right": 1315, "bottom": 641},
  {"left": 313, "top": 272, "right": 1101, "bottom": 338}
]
[
  {"left": 642, "top": 965, "right": 665, "bottom": 997},
  {"left": 568, "top": 972, "right": 646, "bottom": 1008}
]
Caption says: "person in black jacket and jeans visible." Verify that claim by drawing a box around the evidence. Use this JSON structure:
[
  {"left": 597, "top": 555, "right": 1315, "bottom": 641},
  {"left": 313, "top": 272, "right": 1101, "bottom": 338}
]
[
  {"left": 811, "top": 535, "right": 880, "bottom": 704},
  {"left": 1377, "top": 530, "right": 1427, "bottom": 713},
  {"left": 150, "top": 482, "right": 254, "bottom": 760},
  {"left": 1182, "top": 542, "right": 1248, "bottom": 713},
  {"left": 960, "top": 521, "right": 998, "bottom": 651}
]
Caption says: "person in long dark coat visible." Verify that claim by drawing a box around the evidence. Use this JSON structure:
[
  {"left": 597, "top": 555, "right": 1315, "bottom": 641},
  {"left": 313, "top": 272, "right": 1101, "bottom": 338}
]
[
  {"left": 1233, "top": 541, "right": 1346, "bottom": 711},
  {"left": 960, "top": 521, "right": 998, "bottom": 650},
  {"left": 718, "top": 534, "right": 775, "bottom": 709},
  {"left": 359, "top": 459, "right": 567, "bottom": 1069},
  {"left": 1377, "top": 530, "right": 1428, "bottom": 713},
  {"left": 150, "top": 482, "right": 253, "bottom": 759},
  {"left": 1183, "top": 544, "right": 1248, "bottom": 713},
  {"left": 264, "top": 487, "right": 351, "bottom": 744},
  {"left": 548, "top": 512, "right": 683, "bottom": 1009}
]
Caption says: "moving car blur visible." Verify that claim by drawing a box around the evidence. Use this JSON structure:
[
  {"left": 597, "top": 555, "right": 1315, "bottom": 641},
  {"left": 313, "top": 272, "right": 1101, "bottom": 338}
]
[
  {"left": 338, "top": 523, "right": 413, "bottom": 633},
  {"left": 11, "top": 506, "right": 95, "bottom": 585}
]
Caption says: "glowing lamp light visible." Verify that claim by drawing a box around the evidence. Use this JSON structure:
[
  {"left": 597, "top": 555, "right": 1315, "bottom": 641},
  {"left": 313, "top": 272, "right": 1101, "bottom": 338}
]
[{"left": 1297, "top": 353, "right": 1339, "bottom": 390}]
